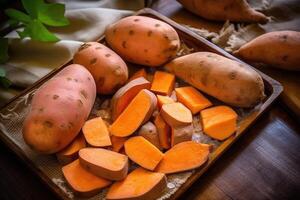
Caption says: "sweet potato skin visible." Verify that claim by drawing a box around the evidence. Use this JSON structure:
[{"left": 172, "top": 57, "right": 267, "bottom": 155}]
[
  {"left": 105, "top": 16, "right": 180, "bottom": 67},
  {"left": 23, "top": 64, "right": 96, "bottom": 154},
  {"left": 165, "top": 52, "right": 265, "bottom": 107},
  {"left": 178, "top": 0, "right": 268, "bottom": 23},
  {"left": 234, "top": 31, "right": 300, "bottom": 71},
  {"left": 73, "top": 42, "right": 128, "bottom": 94}
]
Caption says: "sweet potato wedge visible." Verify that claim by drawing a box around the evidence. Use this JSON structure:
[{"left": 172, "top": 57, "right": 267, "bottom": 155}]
[
  {"left": 79, "top": 148, "right": 128, "bottom": 181},
  {"left": 161, "top": 102, "right": 192, "bottom": 127}
]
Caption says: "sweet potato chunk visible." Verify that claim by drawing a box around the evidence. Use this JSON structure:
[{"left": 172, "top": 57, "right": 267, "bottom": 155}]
[
  {"left": 156, "top": 141, "right": 209, "bottom": 174},
  {"left": 106, "top": 168, "right": 167, "bottom": 200},
  {"left": 171, "top": 124, "right": 193, "bottom": 147},
  {"left": 62, "top": 159, "right": 111, "bottom": 197},
  {"left": 151, "top": 71, "right": 175, "bottom": 96},
  {"left": 138, "top": 122, "right": 162, "bottom": 150},
  {"left": 82, "top": 117, "right": 111, "bottom": 147},
  {"left": 110, "top": 136, "right": 128, "bottom": 152},
  {"left": 79, "top": 148, "right": 128, "bottom": 181},
  {"left": 200, "top": 106, "right": 238, "bottom": 141},
  {"left": 154, "top": 114, "right": 171, "bottom": 149},
  {"left": 124, "top": 136, "right": 164, "bottom": 170},
  {"left": 157, "top": 95, "right": 175, "bottom": 109},
  {"left": 175, "top": 86, "right": 212, "bottom": 114},
  {"left": 56, "top": 134, "right": 86, "bottom": 165},
  {"left": 111, "top": 77, "right": 151, "bottom": 120},
  {"left": 109, "top": 89, "right": 156, "bottom": 137},
  {"left": 161, "top": 102, "right": 192, "bottom": 127},
  {"left": 128, "top": 68, "right": 148, "bottom": 82}
]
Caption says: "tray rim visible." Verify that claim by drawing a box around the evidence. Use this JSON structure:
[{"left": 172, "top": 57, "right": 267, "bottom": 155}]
[{"left": 0, "top": 8, "right": 283, "bottom": 200}]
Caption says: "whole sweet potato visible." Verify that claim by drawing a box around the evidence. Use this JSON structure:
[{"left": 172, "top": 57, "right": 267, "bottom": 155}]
[
  {"left": 178, "top": 0, "right": 268, "bottom": 23},
  {"left": 165, "top": 52, "right": 265, "bottom": 107},
  {"left": 74, "top": 42, "right": 128, "bottom": 94},
  {"left": 105, "top": 16, "right": 180, "bottom": 67},
  {"left": 23, "top": 64, "right": 96, "bottom": 154},
  {"left": 234, "top": 31, "right": 300, "bottom": 71}
]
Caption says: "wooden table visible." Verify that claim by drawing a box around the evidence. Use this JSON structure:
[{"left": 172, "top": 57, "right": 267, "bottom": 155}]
[{"left": 1, "top": 1, "right": 300, "bottom": 200}]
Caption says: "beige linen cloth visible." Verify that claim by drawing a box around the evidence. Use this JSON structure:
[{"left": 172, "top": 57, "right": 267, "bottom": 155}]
[{"left": 0, "top": 0, "right": 144, "bottom": 107}]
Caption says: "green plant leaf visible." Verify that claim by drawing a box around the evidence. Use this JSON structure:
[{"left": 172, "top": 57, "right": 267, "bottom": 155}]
[
  {"left": 38, "top": 3, "right": 69, "bottom": 26},
  {"left": 0, "top": 38, "right": 9, "bottom": 64},
  {"left": 17, "top": 27, "right": 30, "bottom": 39},
  {"left": 0, "top": 68, "right": 11, "bottom": 88},
  {"left": 21, "top": 0, "right": 43, "bottom": 19},
  {"left": 27, "top": 19, "right": 59, "bottom": 42},
  {"left": 5, "top": 8, "right": 31, "bottom": 24}
]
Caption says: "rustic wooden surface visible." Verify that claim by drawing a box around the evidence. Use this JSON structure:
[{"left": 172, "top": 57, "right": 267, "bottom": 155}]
[{"left": 0, "top": 1, "right": 300, "bottom": 200}]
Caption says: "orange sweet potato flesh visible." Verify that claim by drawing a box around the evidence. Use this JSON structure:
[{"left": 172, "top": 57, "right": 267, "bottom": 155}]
[
  {"left": 109, "top": 89, "right": 157, "bottom": 137},
  {"left": 62, "top": 159, "right": 111, "bottom": 197},
  {"left": 128, "top": 68, "right": 148, "bottom": 82},
  {"left": 200, "top": 106, "right": 237, "bottom": 141},
  {"left": 79, "top": 148, "right": 128, "bottom": 181},
  {"left": 124, "top": 136, "right": 164, "bottom": 171},
  {"left": 156, "top": 141, "right": 209, "bottom": 174},
  {"left": 154, "top": 114, "right": 171, "bottom": 149},
  {"left": 161, "top": 102, "right": 192, "bottom": 127},
  {"left": 106, "top": 167, "right": 167, "bottom": 200},
  {"left": 111, "top": 77, "right": 151, "bottom": 121},
  {"left": 82, "top": 117, "right": 111, "bottom": 147},
  {"left": 56, "top": 134, "right": 86, "bottom": 165},
  {"left": 110, "top": 136, "right": 128, "bottom": 152},
  {"left": 171, "top": 124, "right": 193, "bottom": 147},
  {"left": 175, "top": 86, "right": 212, "bottom": 114},
  {"left": 157, "top": 95, "right": 175, "bottom": 109},
  {"left": 151, "top": 71, "right": 175, "bottom": 96}
]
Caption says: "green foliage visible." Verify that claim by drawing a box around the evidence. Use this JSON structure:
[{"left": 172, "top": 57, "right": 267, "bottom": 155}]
[{"left": 0, "top": 0, "right": 69, "bottom": 88}]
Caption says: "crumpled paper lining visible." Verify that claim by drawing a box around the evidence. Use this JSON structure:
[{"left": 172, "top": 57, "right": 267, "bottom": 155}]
[
  {"left": 184, "top": 0, "right": 272, "bottom": 52},
  {"left": 0, "top": 41, "right": 260, "bottom": 200}
]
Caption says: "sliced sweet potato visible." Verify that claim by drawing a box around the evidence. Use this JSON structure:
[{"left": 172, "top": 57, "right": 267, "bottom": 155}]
[
  {"left": 171, "top": 124, "right": 193, "bottom": 147},
  {"left": 155, "top": 141, "right": 209, "bottom": 174},
  {"left": 161, "top": 102, "right": 192, "bottom": 127},
  {"left": 128, "top": 68, "right": 148, "bottom": 82},
  {"left": 200, "top": 106, "right": 238, "bottom": 141},
  {"left": 110, "top": 136, "right": 128, "bottom": 152},
  {"left": 154, "top": 114, "right": 171, "bottom": 149},
  {"left": 106, "top": 167, "right": 167, "bottom": 200},
  {"left": 157, "top": 95, "right": 175, "bottom": 109},
  {"left": 151, "top": 71, "right": 175, "bottom": 96},
  {"left": 138, "top": 121, "right": 162, "bottom": 150},
  {"left": 124, "top": 136, "right": 164, "bottom": 170},
  {"left": 111, "top": 77, "right": 151, "bottom": 120},
  {"left": 175, "top": 86, "right": 212, "bottom": 114},
  {"left": 109, "top": 89, "right": 157, "bottom": 137},
  {"left": 82, "top": 117, "right": 111, "bottom": 147},
  {"left": 79, "top": 148, "right": 128, "bottom": 181},
  {"left": 62, "top": 159, "right": 111, "bottom": 197},
  {"left": 56, "top": 134, "right": 86, "bottom": 165}
]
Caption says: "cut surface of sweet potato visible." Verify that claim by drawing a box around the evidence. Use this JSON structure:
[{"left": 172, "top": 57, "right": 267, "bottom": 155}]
[
  {"left": 128, "top": 68, "right": 147, "bottom": 82},
  {"left": 124, "top": 136, "right": 164, "bottom": 171},
  {"left": 154, "top": 114, "right": 171, "bottom": 149},
  {"left": 110, "top": 136, "right": 128, "bottom": 152},
  {"left": 200, "top": 106, "right": 238, "bottom": 141},
  {"left": 79, "top": 148, "right": 128, "bottom": 181},
  {"left": 156, "top": 141, "right": 209, "bottom": 174},
  {"left": 110, "top": 89, "right": 156, "bottom": 137},
  {"left": 111, "top": 77, "right": 151, "bottom": 120},
  {"left": 62, "top": 159, "right": 111, "bottom": 197},
  {"left": 151, "top": 71, "right": 175, "bottom": 96},
  {"left": 161, "top": 102, "right": 192, "bottom": 127},
  {"left": 82, "top": 117, "right": 111, "bottom": 147},
  {"left": 106, "top": 167, "right": 167, "bottom": 200},
  {"left": 175, "top": 86, "right": 212, "bottom": 114},
  {"left": 171, "top": 124, "right": 193, "bottom": 147},
  {"left": 56, "top": 134, "right": 86, "bottom": 165},
  {"left": 157, "top": 95, "right": 175, "bottom": 109}
]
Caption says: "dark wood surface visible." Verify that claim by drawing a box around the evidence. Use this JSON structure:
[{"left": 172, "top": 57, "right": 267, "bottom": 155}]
[{"left": 0, "top": 1, "right": 300, "bottom": 200}]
